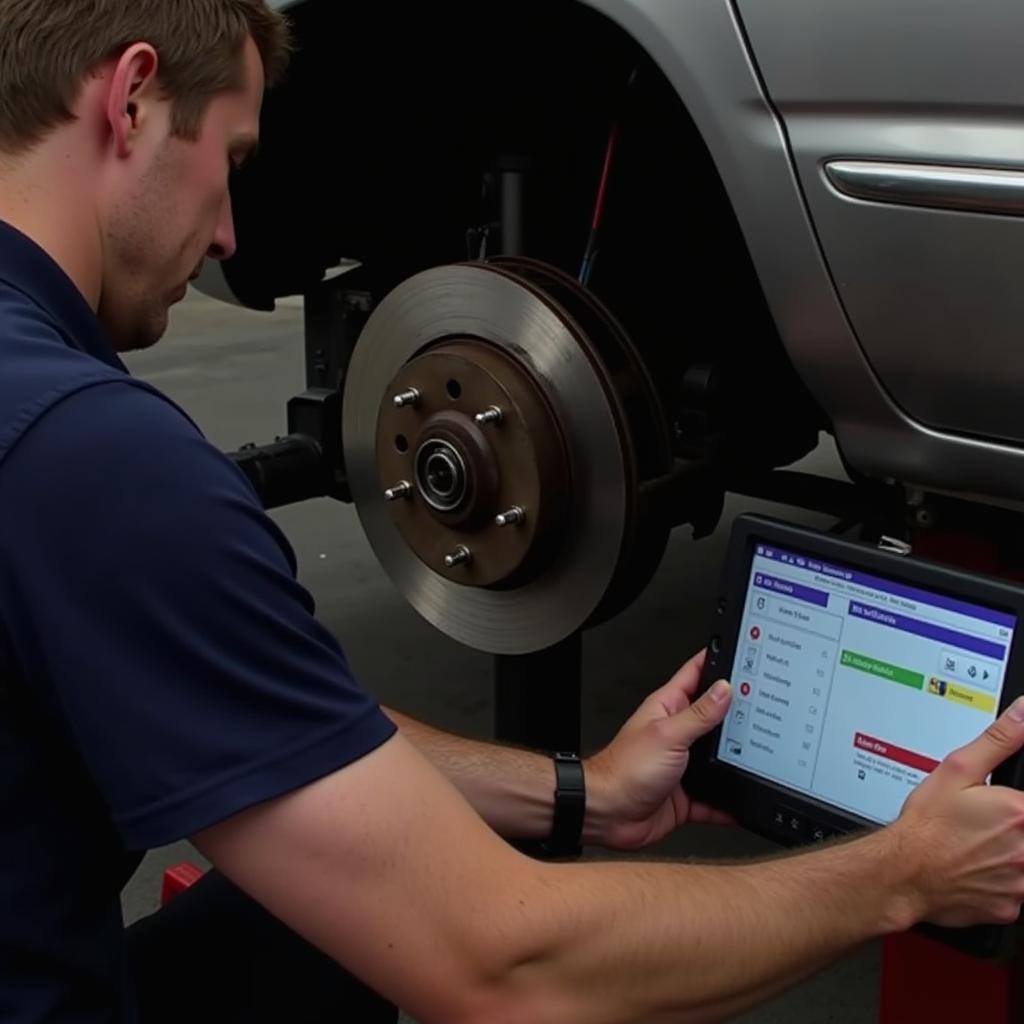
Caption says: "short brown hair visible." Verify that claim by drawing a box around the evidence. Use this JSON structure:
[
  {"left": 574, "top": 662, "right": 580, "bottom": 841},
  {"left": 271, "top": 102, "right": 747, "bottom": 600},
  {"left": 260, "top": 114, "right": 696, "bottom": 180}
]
[{"left": 0, "top": 0, "right": 291, "bottom": 153}]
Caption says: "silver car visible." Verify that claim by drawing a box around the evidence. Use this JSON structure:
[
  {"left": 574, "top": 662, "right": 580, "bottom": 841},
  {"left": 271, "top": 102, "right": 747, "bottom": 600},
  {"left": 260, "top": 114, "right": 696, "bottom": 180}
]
[{"left": 207, "top": 0, "right": 1024, "bottom": 660}]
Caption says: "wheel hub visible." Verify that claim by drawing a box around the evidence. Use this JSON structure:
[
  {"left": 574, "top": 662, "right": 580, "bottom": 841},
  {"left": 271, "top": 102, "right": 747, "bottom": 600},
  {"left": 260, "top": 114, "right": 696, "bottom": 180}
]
[{"left": 376, "top": 339, "right": 569, "bottom": 587}]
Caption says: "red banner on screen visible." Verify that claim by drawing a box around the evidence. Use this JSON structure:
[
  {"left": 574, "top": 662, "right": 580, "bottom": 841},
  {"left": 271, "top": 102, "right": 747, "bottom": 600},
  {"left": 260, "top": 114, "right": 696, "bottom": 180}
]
[{"left": 854, "top": 732, "right": 940, "bottom": 774}]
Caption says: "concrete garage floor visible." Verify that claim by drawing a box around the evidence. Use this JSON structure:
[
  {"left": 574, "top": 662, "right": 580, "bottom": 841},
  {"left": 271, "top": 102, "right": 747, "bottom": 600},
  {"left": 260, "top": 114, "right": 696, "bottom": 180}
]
[{"left": 120, "top": 289, "right": 880, "bottom": 1022}]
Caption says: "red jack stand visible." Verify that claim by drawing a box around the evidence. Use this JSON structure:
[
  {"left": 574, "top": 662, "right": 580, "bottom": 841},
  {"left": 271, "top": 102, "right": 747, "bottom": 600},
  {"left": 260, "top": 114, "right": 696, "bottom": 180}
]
[
  {"left": 160, "top": 862, "right": 206, "bottom": 907},
  {"left": 879, "top": 530, "right": 1024, "bottom": 1023},
  {"left": 880, "top": 931, "right": 1021, "bottom": 1021}
]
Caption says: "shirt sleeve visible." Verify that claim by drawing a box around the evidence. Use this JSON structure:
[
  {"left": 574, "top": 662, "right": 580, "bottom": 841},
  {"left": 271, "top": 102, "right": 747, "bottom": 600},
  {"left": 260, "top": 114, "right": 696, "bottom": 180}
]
[{"left": 0, "top": 380, "right": 397, "bottom": 850}]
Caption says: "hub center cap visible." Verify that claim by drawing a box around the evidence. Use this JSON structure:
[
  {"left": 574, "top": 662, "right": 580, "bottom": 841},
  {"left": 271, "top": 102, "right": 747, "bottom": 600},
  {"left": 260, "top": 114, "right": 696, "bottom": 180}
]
[{"left": 416, "top": 440, "right": 467, "bottom": 512}]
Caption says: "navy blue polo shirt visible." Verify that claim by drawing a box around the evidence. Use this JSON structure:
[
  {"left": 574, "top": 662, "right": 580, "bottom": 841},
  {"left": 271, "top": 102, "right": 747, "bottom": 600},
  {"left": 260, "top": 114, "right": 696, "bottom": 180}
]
[{"left": 0, "top": 220, "right": 397, "bottom": 1022}]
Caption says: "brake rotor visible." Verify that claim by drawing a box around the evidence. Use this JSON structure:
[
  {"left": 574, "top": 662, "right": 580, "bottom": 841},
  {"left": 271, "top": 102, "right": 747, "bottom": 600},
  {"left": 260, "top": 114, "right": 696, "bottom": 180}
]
[{"left": 343, "top": 260, "right": 671, "bottom": 654}]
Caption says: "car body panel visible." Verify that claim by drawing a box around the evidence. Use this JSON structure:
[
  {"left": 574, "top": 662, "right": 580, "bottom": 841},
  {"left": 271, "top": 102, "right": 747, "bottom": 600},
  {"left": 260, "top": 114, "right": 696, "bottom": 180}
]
[
  {"left": 228, "top": 0, "right": 1024, "bottom": 505},
  {"left": 554, "top": 1, "right": 1024, "bottom": 502},
  {"left": 738, "top": 0, "right": 1024, "bottom": 448}
]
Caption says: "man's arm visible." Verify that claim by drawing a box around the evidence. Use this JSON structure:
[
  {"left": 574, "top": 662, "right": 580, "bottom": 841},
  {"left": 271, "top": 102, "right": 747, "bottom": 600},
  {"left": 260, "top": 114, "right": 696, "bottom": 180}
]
[
  {"left": 382, "top": 707, "right": 614, "bottom": 845},
  {"left": 194, "top": 695, "right": 1024, "bottom": 1024},
  {"left": 383, "top": 649, "right": 732, "bottom": 850}
]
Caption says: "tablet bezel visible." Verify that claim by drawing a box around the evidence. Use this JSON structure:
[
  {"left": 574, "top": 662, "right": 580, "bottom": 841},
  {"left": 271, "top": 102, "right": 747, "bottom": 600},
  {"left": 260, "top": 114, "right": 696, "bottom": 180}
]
[{"left": 686, "top": 513, "right": 1024, "bottom": 957}]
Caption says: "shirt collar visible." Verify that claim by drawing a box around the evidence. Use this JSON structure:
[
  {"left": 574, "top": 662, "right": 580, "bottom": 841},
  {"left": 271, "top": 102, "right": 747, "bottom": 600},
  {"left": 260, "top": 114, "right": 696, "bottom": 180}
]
[{"left": 0, "top": 219, "right": 126, "bottom": 372}]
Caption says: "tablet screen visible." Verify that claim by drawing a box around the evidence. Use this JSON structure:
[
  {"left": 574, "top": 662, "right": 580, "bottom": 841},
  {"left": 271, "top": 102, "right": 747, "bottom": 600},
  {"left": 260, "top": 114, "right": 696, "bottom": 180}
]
[{"left": 716, "top": 541, "right": 1018, "bottom": 824}]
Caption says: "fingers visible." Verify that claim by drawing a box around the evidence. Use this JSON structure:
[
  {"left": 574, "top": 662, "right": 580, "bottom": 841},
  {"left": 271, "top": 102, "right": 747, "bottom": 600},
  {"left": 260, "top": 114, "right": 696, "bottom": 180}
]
[
  {"left": 660, "top": 679, "right": 731, "bottom": 750},
  {"left": 932, "top": 697, "right": 1024, "bottom": 787},
  {"left": 648, "top": 649, "right": 709, "bottom": 716}
]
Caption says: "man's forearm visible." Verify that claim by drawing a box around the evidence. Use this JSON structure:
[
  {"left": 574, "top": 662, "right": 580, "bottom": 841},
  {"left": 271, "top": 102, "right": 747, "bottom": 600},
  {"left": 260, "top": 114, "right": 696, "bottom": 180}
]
[
  {"left": 383, "top": 708, "right": 612, "bottom": 843},
  {"left": 380, "top": 708, "right": 875, "bottom": 1019},
  {"left": 200, "top": 728, "right": 1024, "bottom": 1024},
  {"left": 490, "top": 828, "right": 913, "bottom": 1024}
]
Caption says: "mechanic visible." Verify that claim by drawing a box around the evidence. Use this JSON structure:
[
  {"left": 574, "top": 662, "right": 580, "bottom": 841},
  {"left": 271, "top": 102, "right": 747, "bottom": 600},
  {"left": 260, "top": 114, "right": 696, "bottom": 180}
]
[{"left": 3, "top": 3, "right": 1024, "bottom": 1023}]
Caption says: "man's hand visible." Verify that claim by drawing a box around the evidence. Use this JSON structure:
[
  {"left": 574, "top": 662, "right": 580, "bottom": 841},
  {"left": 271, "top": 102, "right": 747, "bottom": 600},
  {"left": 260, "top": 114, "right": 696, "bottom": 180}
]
[
  {"left": 585, "top": 649, "right": 733, "bottom": 851},
  {"left": 888, "top": 697, "right": 1024, "bottom": 929}
]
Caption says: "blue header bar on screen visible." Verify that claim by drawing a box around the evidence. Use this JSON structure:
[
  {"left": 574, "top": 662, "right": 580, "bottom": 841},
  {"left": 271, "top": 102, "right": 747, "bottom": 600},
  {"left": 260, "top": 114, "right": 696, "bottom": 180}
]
[{"left": 754, "top": 544, "right": 1015, "bottom": 629}]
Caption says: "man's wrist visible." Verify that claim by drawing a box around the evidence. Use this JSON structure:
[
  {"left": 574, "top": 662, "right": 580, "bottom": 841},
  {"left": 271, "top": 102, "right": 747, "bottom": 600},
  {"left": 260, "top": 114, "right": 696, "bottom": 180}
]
[
  {"left": 811, "top": 825, "right": 923, "bottom": 936},
  {"left": 580, "top": 754, "right": 615, "bottom": 847},
  {"left": 873, "top": 821, "right": 928, "bottom": 933}
]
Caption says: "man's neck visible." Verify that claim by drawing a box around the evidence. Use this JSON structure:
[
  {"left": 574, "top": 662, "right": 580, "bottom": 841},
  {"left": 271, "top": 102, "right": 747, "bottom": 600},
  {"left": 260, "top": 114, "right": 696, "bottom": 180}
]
[{"left": 0, "top": 145, "right": 102, "bottom": 311}]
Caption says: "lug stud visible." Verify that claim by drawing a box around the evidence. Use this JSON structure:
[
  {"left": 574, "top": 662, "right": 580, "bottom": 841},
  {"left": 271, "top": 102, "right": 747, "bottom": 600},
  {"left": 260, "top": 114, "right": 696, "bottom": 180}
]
[
  {"left": 393, "top": 388, "right": 421, "bottom": 409},
  {"left": 384, "top": 481, "right": 413, "bottom": 501},
  {"left": 474, "top": 406, "right": 503, "bottom": 426},
  {"left": 444, "top": 545, "right": 472, "bottom": 568},
  {"left": 495, "top": 506, "right": 525, "bottom": 527}
]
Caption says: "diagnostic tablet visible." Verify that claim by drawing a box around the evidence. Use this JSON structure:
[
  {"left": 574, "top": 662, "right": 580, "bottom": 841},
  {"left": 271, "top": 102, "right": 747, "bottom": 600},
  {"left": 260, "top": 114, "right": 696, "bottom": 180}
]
[{"left": 687, "top": 513, "right": 1024, "bottom": 956}]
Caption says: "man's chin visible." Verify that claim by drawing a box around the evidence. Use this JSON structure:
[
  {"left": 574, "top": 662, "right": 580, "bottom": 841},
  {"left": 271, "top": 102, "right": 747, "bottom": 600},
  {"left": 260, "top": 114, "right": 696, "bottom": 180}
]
[
  {"left": 97, "top": 294, "right": 172, "bottom": 353},
  {"left": 112, "top": 313, "right": 170, "bottom": 354}
]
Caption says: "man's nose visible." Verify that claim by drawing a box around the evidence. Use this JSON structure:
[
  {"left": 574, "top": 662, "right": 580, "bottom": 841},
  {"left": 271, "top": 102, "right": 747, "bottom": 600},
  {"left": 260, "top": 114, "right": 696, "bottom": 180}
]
[{"left": 207, "top": 192, "right": 238, "bottom": 262}]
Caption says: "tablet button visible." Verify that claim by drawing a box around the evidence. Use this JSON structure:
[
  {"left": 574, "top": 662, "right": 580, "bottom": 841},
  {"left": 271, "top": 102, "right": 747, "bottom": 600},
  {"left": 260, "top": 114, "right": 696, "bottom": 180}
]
[
  {"left": 784, "top": 811, "right": 805, "bottom": 838},
  {"left": 809, "top": 825, "right": 828, "bottom": 843},
  {"left": 770, "top": 805, "right": 807, "bottom": 841},
  {"left": 710, "top": 635, "right": 721, "bottom": 655}
]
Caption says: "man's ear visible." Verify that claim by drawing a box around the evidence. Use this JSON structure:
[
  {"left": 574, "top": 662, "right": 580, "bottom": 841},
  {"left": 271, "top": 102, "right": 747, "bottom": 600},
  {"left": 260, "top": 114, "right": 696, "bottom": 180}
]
[{"left": 105, "top": 43, "right": 161, "bottom": 160}]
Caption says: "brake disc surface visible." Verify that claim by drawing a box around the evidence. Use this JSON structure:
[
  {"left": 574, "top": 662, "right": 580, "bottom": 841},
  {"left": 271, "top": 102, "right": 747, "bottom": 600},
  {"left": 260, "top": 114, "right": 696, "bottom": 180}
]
[{"left": 343, "top": 262, "right": 629, "bottom": 654}]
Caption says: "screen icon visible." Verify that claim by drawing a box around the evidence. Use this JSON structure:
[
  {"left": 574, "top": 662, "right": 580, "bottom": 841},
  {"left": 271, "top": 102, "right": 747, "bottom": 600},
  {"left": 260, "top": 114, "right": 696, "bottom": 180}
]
[
  {"left": 741, "top": 645, "right": 760, "bottom": 674},
  {"left": 750, "top": 626, "right": 761, "bottom": 640},
  {"left": 740, "top": 682, "right": 752, "bottom": 697}
]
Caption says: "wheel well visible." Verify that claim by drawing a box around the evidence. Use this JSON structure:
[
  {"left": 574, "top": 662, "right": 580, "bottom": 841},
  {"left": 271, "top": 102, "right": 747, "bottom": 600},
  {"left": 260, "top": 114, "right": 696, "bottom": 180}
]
[{"left": 226, "top": 0, "right": 825, "bottom": 468}]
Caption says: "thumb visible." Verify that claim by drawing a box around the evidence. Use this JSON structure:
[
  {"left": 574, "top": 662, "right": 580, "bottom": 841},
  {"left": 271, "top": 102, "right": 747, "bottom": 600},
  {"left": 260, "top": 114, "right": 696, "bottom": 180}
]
[
  {"left": 932, "top": 696, "right": 1024, "bottom": 788},
  {"left": 667, "top": 680, "right": 732, "bottom": 749}
]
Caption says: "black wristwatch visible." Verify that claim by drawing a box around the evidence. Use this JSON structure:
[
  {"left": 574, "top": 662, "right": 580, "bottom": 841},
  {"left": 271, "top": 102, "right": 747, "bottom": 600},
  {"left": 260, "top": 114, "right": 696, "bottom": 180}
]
[{"left": 542, "top": 752, "right": 585, "bottom": 860}]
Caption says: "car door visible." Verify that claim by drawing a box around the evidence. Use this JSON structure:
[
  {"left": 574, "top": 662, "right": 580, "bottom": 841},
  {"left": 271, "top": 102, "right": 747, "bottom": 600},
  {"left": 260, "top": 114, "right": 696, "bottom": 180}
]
[{"left": 736, "top": 0, "right": 1024, "bottom": 447}]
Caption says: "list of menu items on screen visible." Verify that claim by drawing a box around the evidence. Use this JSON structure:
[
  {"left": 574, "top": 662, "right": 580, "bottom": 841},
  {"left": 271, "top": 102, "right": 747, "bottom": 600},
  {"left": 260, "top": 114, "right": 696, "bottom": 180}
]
[{"left": 718, "top": 544, "right": 1016, "bottom": 824}]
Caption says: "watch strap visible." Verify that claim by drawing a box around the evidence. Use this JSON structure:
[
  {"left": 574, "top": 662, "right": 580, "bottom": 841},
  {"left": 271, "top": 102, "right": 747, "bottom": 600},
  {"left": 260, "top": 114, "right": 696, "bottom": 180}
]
[{"left": 543, "top": 751, "right": 585, "bottom": 859}]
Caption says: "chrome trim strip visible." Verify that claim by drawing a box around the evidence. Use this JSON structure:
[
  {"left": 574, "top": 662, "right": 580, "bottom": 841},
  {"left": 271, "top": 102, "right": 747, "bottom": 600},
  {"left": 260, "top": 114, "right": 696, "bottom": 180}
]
[{"left": 825, "top": 160, "right": 1024, "bottom": 216}]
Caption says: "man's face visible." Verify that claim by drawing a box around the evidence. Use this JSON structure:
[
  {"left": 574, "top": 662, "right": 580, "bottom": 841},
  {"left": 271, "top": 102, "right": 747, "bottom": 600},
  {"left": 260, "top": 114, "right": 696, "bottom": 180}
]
[{"left": 97, "top": 38, "right": 264, "bottom": 352}]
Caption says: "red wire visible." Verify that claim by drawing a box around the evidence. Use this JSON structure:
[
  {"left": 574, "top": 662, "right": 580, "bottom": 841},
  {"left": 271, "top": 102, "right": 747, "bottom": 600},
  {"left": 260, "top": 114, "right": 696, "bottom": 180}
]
[{"left": 591, "top": 120, "right": 620, "bottom": 233}]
